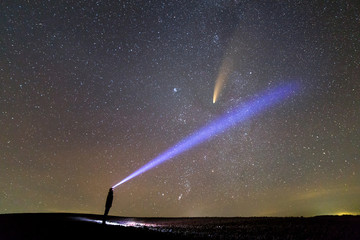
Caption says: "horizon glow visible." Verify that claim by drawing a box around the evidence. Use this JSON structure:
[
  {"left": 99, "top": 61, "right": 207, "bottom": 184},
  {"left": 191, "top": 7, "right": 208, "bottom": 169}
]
[{"left": 112, "top": 82, "right": 299, "bottom": 189}]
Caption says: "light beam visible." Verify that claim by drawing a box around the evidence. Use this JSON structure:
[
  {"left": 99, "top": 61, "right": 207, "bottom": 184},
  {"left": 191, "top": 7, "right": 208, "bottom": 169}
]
[{"left": 112, "top": 82, "right": 299, "bottom": 189}]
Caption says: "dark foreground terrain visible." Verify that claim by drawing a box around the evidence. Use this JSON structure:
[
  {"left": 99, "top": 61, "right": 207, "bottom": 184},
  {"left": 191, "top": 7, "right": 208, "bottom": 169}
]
[{"left": 0, "top": 213, "right": 359, "bottom": 240}]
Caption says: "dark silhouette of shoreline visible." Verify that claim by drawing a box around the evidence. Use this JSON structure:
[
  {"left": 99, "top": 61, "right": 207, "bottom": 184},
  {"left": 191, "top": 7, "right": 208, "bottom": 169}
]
[{"left": 1, "top": 213, "right": 359, "bottom": 240}]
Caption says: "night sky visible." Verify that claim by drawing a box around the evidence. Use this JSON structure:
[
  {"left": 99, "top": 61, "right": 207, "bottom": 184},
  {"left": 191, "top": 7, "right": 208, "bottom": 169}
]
[{"left": 1, "top": 1, "right": 359, "bottom": 217}]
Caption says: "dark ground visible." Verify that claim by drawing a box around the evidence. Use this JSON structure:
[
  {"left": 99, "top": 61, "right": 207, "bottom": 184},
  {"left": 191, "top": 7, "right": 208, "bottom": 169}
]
[{"left": 0, "top": 213, "right": 359, "bottom": 240}]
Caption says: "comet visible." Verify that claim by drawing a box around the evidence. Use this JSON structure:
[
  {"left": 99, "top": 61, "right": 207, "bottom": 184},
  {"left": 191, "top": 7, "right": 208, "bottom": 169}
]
[
  {"left": 112, "top": 82, "right": 299, "bottom": 189},
  {"left": 213, "top": 56, "right": 233, "bottom": 103}
]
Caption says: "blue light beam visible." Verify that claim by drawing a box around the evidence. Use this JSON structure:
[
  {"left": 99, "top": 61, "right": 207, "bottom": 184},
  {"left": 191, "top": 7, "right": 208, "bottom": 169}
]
[{"left": 112, "top": 82, "right": 299, "bottom": 189}]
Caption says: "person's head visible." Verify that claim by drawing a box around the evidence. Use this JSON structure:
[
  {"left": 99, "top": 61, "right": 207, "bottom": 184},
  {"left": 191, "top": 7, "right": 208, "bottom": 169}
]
[{"left": 109, "top": 188, "right": 113, "bottom": 192}]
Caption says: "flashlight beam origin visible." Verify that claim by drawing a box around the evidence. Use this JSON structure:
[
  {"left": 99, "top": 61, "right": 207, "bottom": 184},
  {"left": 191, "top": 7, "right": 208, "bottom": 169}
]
[{"left": 112, "top": 82, "right": 299, "bottom": 189}]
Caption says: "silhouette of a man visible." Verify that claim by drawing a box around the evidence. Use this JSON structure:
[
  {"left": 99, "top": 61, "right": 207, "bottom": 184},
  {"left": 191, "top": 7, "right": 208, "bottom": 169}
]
[{"left": 103, "top": 187, "right": 113, "bottom": 224}]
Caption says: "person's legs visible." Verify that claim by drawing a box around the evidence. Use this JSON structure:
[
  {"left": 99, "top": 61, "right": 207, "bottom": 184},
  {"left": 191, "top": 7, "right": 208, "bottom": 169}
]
[{"left": 103, "top": 208, "right": 109, "bottom": 224}]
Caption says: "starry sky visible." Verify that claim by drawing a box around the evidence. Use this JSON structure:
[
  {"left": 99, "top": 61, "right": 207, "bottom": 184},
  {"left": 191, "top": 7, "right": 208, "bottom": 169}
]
[{"left": 1, "top": 1, "right": 359, "bottom": 217}]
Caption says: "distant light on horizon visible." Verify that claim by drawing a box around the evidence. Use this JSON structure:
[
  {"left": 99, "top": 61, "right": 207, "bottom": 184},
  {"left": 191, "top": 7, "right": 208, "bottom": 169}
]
[{"left": 334, "top": 211, "right": 359, "bottom": 216}]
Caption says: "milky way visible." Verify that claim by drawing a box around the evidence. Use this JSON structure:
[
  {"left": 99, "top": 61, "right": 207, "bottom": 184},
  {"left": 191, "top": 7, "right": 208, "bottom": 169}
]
[{"left": 1, "top": 1, "right": 359, "bottom": 217}]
